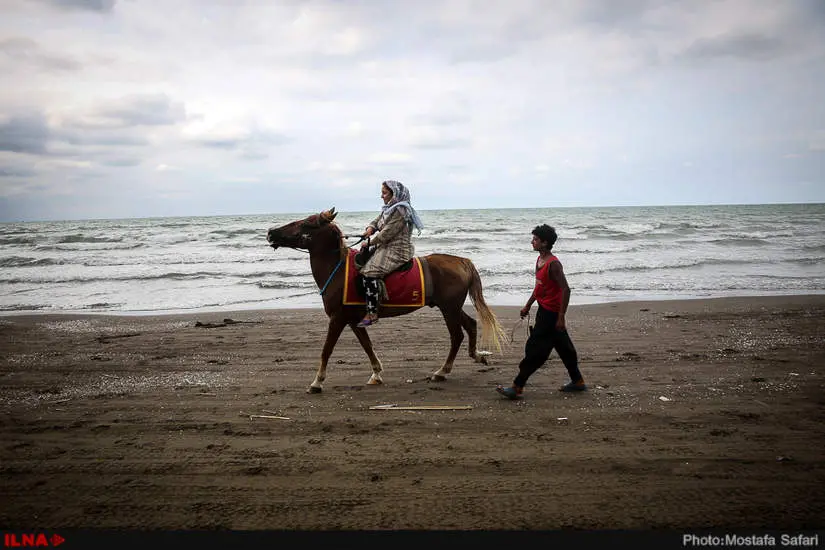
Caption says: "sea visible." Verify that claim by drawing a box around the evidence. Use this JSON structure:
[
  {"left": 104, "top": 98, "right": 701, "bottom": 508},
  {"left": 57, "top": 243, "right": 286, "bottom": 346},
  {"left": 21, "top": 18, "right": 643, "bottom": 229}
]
[{"left": 1, "top": 203, "right": 824, "bottom": 315}]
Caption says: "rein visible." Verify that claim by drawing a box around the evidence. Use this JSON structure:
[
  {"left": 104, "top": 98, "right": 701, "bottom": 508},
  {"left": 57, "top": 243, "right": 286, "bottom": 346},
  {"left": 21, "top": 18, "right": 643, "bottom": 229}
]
[
  {"left": 318, "top": 231, "right": 366, "bottom": 296},
  {"left": 268, "top": 216, "right": 366, "bottom": 296}
]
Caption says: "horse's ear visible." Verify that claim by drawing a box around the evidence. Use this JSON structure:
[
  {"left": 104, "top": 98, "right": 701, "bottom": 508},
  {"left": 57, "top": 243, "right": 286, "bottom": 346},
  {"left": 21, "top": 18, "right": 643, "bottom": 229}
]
[{"left": 321, "top": 207, "right": 337, "bottom": 222}]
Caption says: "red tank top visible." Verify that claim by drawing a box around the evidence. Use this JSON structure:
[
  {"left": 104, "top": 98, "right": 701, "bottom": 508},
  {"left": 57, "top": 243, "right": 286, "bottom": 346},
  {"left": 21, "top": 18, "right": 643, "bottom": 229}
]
[{"left": 534, "top": 255, "right": 563, "bottom": 312}]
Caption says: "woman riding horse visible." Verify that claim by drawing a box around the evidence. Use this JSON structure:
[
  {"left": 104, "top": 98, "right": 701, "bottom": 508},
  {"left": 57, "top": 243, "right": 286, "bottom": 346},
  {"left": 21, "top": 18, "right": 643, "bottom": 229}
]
[
  {"left": 357, "top": 180, "right": 425, "bottom": 328},
  {"left": 266, "top": 207, "right": 507, "bottom": 393}
]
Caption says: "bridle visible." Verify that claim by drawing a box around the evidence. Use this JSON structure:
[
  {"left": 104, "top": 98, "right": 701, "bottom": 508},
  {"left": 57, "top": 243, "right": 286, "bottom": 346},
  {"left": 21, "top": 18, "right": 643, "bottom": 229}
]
[
  {"left": 269, "top": 216, "right": 365, "bottom": 252},
  {"left": 267, "top": 214, "right": 368, "bottom": 295}
]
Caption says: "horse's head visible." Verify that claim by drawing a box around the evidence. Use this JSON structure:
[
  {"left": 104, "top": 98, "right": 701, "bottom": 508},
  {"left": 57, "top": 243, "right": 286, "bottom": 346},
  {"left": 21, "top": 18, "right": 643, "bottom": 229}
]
[{"left": 267, "top": 207, "right": 338, "bottom": 250}]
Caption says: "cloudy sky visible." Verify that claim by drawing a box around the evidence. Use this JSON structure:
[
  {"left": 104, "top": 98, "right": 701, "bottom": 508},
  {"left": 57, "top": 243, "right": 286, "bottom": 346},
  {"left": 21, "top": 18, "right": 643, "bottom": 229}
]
[{"left": 0, "top": 0, "right": 823, "bottom": 221}]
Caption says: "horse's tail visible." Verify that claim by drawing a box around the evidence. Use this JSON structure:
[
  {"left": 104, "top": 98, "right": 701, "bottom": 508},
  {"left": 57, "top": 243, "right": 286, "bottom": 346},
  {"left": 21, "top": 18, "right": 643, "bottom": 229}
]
[{"left": 466, "top": 259, "right": 508, "bottom": 353}]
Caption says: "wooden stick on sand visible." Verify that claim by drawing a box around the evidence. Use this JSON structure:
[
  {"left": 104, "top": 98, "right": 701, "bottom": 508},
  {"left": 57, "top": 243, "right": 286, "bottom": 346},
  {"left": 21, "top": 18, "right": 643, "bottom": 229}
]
[
  {"left": 239, "top": 411, "right": 291, "bottom": 420},
  {"left": 370, "top": 404, "right": 473, "bottom": 411}
]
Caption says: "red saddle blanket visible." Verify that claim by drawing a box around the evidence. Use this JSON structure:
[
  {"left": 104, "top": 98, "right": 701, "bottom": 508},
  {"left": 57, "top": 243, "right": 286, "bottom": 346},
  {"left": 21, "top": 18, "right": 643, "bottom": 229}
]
[{"left": 343, "top": 249, "right": 426, "bottom": 307}]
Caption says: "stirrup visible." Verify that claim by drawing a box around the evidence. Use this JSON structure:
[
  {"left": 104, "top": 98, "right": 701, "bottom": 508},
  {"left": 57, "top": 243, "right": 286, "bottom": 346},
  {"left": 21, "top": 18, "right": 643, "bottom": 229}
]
[{"left": 357, "top": 316, "right": 378, "bottom": 328}]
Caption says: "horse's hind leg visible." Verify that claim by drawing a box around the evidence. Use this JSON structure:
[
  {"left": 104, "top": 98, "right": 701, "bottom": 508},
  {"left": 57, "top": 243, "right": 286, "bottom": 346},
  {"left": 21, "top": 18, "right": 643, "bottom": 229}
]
[
  {"left": 431, "top": 307, "right": 464, "bottom": 382},
  {"left": 460, "top": 310, "right": 488, "bottom": 365},
  {"left": 351, "top": 325, "right": 384, "bottom": 385},
  {"left": 309, "top": 316, "right": 347, "bottom": 393}
]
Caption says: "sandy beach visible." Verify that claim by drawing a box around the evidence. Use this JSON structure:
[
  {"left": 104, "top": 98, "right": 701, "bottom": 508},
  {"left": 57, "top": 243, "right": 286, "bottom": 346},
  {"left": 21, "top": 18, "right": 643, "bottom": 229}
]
[{"left": 1, "top": 295, "right": 824, "bottom": 531}]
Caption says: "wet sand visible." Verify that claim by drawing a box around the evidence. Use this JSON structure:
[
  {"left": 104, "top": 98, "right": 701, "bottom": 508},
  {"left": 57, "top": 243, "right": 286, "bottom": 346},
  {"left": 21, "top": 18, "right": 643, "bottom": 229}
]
[{"left": 1, "top": 295, "right": 824, "bottom": 530}]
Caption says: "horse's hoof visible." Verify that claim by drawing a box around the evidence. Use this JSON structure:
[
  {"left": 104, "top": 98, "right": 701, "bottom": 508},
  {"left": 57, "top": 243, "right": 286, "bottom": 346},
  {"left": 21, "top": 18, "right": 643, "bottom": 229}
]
[
  {"left": 307, "top": 386, "right": 323, "bottom": 394},
  {"left": 476, "top": 355, "right": 489, "bottom": 365},
  {"left": 430, "top": 374, "right": 447, "bottom": 382},
  {"left": 367, "top": 378, "right": 384, "bottom": 385}
]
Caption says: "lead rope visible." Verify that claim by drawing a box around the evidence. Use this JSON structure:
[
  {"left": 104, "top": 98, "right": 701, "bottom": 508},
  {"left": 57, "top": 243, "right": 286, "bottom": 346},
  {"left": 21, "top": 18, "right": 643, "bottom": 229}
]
[{"left": 507, "top": 311, "right": 531, "bottom": 344}]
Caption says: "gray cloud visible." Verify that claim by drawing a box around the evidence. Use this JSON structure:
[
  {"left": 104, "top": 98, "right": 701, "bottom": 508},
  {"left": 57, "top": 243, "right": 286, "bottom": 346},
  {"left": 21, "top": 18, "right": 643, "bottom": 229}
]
[
  {"left": 409, "top": 136, "right": 473, "bottom": 150},
  {"left": 199, "top": 138, "right": 241, "bottom": 150},
  {"left": 96, "top": 94, "right": 187, "bottom": 127},
  {"left": 1, "top": 0, "right": 823, "bottom": 220},
  {"left": 448, "top": 41, "right": 521, "bottom": 65},
  {"left": 680, "top": 33, "right": 790, "bottom": 62},
  {"left": 57, "top": 129, "right": 149, "bottom": 147},
  {"left": 195, "top": 129, "right": 291, "bottom": 159},
  {"left": 40, "top": 0, "right": 116, "bottom": 12},
  {"left": 0, "top": 112, "right": 50, "bottom": 155},
  {"left": 0, "top": 165, "right": 37, "bottom": 177},
  {"left": 799, "top": 0, "right": 825, "bottom": 23},
  {"left": 99, "top": 157, "right": 143, "bottom": 167},
  {"left": 409, "top": 113, "right": 471, "bottom": 127},
  {"left": 0, "top": 37, "right": 81, "bottom": 72},
  {"left": 573, "top": 0, "right": 667, "bottom": 28}
]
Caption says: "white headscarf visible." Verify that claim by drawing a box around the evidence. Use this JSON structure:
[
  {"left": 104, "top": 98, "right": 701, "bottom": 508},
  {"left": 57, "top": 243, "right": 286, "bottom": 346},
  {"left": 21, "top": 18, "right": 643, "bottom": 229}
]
[{"left": 379, "top": 180, "right": 424, "bottom": 235}]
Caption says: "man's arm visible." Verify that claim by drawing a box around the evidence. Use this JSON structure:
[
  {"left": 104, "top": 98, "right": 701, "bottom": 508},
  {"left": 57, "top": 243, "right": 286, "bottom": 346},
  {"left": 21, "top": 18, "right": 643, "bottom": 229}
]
[
  {"left": 521, "top": 291, "right": 536, "bottom": 318},
  {"left": 549, "top": 260, "right": 571, "bottom": 330}
]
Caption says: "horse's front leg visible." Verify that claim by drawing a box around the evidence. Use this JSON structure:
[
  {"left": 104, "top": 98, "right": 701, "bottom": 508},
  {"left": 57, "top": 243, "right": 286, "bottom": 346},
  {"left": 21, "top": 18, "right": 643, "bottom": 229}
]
[
  {"left": 350, "top": 325, "right": 384, "bottom": 385},
  {"left": 309, "top": 315, "right": 348, "bottom": 394}
]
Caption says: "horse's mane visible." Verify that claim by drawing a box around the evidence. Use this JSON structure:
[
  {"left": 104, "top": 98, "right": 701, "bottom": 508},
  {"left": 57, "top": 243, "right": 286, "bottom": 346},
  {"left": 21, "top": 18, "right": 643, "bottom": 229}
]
[{"left": 324, "top": 221, "right": 347, "bottom": 260}]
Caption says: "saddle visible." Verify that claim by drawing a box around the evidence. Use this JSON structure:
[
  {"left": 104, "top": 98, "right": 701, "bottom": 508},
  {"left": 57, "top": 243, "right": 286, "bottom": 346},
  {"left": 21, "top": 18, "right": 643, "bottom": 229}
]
[
  {"left": 354, "top": 259, "right": 414, "bottom": 297},
  {"left": 343, "top": 249, "right": 429, "bottom": 307},
  {"left": 354, "top": 247, "right": 413, "bottom": 274}
]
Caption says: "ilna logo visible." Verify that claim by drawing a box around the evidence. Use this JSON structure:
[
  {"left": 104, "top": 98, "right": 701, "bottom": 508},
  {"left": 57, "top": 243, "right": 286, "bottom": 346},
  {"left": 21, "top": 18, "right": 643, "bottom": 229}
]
[{"left": 3, "top": 533, "right": 65, "bottom": 547}]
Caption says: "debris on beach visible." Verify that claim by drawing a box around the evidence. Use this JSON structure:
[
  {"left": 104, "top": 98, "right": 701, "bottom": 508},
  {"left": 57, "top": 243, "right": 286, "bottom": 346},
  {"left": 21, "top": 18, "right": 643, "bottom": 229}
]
[
  {"left": 658, "top": 396, "right": 672, "bottom": 402},
  {"left": 195, "top": 318, "right": 262, "bottom": 328},
  {"left": 370, "top": 404, "right": 473, "bottom": 411},
  {"left": 239, "top": 410, "right": 291, "bottom": 420}
]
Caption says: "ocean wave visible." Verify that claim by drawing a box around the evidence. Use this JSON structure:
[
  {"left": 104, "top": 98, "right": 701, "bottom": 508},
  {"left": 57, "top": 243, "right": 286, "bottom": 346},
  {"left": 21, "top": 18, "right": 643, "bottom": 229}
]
[
  {"left": 786, "top": 257, "right": 825, "bottom": 266},
  {"left": 82, "top": 302, "right": 124, "bottom": 310},
  {"left": 241, "top": 270, "right": 312, "bottom": 279},
  {"left": 654, "top": 221, "right": 728, "bottom": 231},
  {"left": 428, "top": 227, "right": 511, "bottom": 235},
  {"left": 478, "top": 256, "right": 762, "bottom": 277},
  {"left": 57, "top": 234, "right": 125, "bottom": 244},
  {"left": 256, "top": 280, "right": 316, "bottom": 289},
  {"left": 1, "top": 271, "right": 239, "bottom": 284},
  {"left": 569, "top": 257, "right": 760, "bottom": 276},
  {"left": 418, "top": 236, "right": 485, "bottom": 244},
  {"left": 0, "top": 256, "right": 65, "bottom": 267},
  {"left": 35, "top": 243, "right": 145, "bottom": 252},
  {"left": 216, "top": 242, "right": 271, "bottom": 249},
  {"left": 208, "top": 228, "right": 264, "bottom": 238},
  {"left": 581, "top": 279, "right": 825, "bottom": 292},
  {"left": 564, "top": 243, "right": 667, "bottom": 254},
  {"left": 706, "top": 237, "right": 770, "bottom": 246},
  {"left": 578, "top": 230, "right": 661, "bottom": 241},
  {"left": 2, "top": 204, "right": 822, "bottom": 313},
  {"left": 0, "top": 303, "right": 51, "bottom": 312},
  {"left": 0, "top": 236, "right": 38, "bottom": 245}
]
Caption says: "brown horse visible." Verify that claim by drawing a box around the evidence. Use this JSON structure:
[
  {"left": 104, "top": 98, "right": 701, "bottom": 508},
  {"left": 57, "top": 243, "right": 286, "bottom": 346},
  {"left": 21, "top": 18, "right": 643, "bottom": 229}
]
[{"left": 266, "top": 207, "right": 507, "bottom": 393}]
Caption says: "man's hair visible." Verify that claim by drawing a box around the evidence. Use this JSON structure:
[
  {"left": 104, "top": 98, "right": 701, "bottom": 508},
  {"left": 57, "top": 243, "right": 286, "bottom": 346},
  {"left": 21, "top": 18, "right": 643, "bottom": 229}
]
[{"left": 532, "top": 224, "right": 557, "bottom": 249}]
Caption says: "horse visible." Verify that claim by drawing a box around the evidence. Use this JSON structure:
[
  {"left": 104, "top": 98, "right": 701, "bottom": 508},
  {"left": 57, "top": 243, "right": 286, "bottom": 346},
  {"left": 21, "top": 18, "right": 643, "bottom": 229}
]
[{"left": 266, "top": 207, "right": 508, "bottom": 393}]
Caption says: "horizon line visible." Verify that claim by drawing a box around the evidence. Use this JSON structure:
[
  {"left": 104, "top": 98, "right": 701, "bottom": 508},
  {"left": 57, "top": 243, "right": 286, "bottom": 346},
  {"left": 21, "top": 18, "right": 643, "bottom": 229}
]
[{"left": 2, "top": 199, "right": 824, "bottom": 224}]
